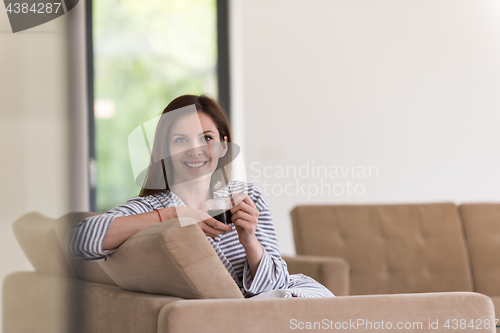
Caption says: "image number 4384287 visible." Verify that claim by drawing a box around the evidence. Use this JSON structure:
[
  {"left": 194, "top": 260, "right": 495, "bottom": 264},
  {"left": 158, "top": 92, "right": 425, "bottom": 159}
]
[
  {"left": 3, "top": 0, "right": 80, "bottom": 33},
  {"left": 6, "top": 3, "right": 63, "bottom": 14}
]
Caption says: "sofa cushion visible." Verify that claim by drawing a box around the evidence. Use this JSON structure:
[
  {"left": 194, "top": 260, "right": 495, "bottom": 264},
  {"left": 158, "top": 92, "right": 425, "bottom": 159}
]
[
  {"left": 12, "top": 212, "right": 78, "bottom": 278},
  {"left": 291, "top": 203, "right": 474, "bottom": 295},
  {"left": 53, "top": 212, "right": 118, "bottom": 286},
  {"left": 97, "top": 217, "right": 244, "bottom": 299},
  {"left": 460, "top": 203, "right": 500, "bottom": 296}
]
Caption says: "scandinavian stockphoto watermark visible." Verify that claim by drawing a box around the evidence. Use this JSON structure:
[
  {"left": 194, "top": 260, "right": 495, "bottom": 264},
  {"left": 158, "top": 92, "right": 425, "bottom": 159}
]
[{"left": 249, "top": 161, "right": 378, "bottom": 199}]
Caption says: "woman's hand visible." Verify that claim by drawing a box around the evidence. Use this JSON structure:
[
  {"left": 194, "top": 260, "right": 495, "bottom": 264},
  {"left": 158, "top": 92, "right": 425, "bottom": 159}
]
[
  {"left": 230, "top": 193, "right": 260, "bottom": 247},
  {"left": 229, "top": 193, "right": 264, "bottom": 278},
  {"left": 171, "top": 207, "right": 233, "bottom": 238}
]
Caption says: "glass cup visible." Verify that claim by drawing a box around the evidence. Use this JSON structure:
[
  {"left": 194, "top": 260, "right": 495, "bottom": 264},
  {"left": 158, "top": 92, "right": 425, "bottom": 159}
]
[{"left": 204, "top": 196, "right": 233, "bottom": 225}]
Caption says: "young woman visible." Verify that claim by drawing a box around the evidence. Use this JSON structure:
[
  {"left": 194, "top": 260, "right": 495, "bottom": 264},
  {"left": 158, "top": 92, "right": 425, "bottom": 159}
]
[{"left": 66, "top": 94, "right": 334, "bottom": 299}]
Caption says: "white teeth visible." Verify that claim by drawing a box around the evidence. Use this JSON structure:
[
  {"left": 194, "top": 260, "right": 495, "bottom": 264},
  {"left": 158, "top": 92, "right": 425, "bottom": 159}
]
[{"left": 186, "top": 162, "right": 206, "bottom": 168}]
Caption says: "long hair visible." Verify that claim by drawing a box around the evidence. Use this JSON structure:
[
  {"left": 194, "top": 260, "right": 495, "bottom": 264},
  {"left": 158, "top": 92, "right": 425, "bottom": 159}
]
[{"left": 138, "top": 94, "right": 232, "bottom": 197}]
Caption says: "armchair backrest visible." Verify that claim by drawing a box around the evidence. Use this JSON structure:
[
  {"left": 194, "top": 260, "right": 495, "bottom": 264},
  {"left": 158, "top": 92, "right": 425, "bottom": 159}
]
[
  {"left": 459, "top": 203, "right": 500, "bottom": 296},
  {"left": 13, "top": 211, "right": 120, "bottom": 286},
  {"left": 291, "top": 203, "right": 474, "bottom": 295},
  {"left": 13, "top": 212, "right": 78, "bottom": 278}
]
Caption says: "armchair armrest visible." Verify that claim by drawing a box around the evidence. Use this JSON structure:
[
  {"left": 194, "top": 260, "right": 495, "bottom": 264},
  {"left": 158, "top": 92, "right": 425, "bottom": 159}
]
[{"left": 281, "top": 254, "right": 349, "bottom": 296}]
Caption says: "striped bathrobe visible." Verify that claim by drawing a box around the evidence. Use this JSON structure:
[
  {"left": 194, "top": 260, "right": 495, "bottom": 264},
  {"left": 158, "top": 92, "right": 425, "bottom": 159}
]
[{"left": 66, "top": 181, "right": 335, "bottom": 299}]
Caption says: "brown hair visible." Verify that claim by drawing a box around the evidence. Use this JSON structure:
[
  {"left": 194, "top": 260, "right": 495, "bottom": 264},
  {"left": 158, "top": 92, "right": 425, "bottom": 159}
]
[{"left": 138, "top": 94, "right": 232, "bottom": 197}]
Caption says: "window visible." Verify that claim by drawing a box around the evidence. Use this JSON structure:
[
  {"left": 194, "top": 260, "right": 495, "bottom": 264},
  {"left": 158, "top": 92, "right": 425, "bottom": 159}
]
[{"left": 92, "top": 0, "right": 221, "bottom": 212}]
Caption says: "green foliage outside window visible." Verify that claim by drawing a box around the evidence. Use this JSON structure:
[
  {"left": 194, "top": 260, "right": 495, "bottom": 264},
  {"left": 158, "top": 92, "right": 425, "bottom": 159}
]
[{"left": 94, "top": 0, "right": 217, "bottom": 212}]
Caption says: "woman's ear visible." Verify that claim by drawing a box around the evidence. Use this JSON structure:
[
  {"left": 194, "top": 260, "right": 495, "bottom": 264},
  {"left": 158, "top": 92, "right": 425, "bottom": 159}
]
[{"left": 219, "top": 136, "right": 228, "bottom": 158}]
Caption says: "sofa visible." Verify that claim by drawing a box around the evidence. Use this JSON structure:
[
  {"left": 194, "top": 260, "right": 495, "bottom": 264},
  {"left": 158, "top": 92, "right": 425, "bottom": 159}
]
[
  {"left": 3, "top": 209, "right": 497, "bottom": 333},
  {"left": 291, "top": 202, "right": 500, "bottom": 330}
]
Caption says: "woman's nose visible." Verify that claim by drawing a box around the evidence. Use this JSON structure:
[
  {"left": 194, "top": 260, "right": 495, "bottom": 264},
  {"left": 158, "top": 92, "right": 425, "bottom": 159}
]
[
  {"left": 187, "top": 147, "right": 202, "bottom": 157},
  {"left": 186, "top": 141, "right": 206, "bottom": 157}
]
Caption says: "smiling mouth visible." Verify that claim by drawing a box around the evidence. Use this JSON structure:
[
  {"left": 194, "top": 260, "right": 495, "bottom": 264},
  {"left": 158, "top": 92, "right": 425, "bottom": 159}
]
[{"left": 184, "top": 161, "right": 208, "bottom": 169}]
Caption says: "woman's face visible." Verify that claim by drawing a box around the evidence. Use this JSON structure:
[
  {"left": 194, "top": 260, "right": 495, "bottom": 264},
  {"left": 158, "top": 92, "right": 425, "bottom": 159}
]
[{"left": 168, "top": 111, "right": 227, "bottom": 185}]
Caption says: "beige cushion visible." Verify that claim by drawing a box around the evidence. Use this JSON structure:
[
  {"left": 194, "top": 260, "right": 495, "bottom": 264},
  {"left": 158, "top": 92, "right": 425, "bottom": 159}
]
[
  {"left": 460, "top": 204, "right": 500, "bottom": 296},
  {"left": 12, "top": 212, "right": 77, "bottom": 278},
  {"left": 291, "top": 203, "right": 473, "bottom": 295},
  {"left": 98, "top": 217, "right": 244, "bottom": 299},
  {"left": 53, "top": 212, "right": 118, "bottom": 286}
]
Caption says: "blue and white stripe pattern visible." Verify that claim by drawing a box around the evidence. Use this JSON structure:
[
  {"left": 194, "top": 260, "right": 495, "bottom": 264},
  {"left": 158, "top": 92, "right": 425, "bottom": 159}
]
[{"left": 66, "top": 181, "right": 335, "bottom": 299}]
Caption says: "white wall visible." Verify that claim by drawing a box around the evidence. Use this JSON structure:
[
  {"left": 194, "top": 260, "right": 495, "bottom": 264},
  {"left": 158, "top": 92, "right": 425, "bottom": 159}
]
[
  {"left": 230, "top": 0, "right": 500, "bottom": 255},
  {"left": 0, "top": 2, "right": 88, "bottom": 330}
]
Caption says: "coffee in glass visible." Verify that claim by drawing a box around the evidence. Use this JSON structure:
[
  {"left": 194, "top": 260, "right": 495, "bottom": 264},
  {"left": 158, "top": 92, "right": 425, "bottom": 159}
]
[{"left": 204, "top": 196, "right": 234, "bottom": 225}]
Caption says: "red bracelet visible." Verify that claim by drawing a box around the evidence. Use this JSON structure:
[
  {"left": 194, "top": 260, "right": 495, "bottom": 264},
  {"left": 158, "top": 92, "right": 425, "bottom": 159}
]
[{"left": 155, "top": 209, "right": 163, "bottom": 222}]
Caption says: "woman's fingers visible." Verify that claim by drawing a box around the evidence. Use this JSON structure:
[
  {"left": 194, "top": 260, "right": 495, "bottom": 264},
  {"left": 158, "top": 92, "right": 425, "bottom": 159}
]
[
  {"left": 230, "top": 196, "right": 259, "bottom": 219},
  {"left": 177, "top": 207, "right": 231, "bottom": 229},
  {"left": 198, "top": 214, "right": 232, "bottom": 237},
  {"left": 198, "top": 221, "right": 231, "bottom": 237},
  {"left": 230, "top": 194, "right": 252, "bottom": 212},
  {"left": 204, "top": 216, "right": 232, "bottom": 231},
  {"left": 231, "top": 193, "right": 248, "bottom": 207},
  {"left": 231, "top": 209, "right": 252, "bottom": 223},
  {"left": 175, "top": 206, "right": 233, "bottom": 238},
  {"left": 231, "top": 207, "right": 258, "bottom": 236},
  {"left": 242, "top": 194, "right": 257, "bottom": 209},
  {"left": 242, "top": 201, "right": 259, "bottom": 217},
  {"left": 232, "top": 193, "right": 256, "bottom": 209},
  {"left": 224, "top": 194, "right": 260, "bottom": 246}
]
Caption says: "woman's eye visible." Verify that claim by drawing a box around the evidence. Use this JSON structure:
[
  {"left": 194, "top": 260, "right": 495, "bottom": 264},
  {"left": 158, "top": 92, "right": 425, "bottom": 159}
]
[
  {"left": 174, "top": 137, "right": 186, "bottom": 143},
  {"left": 203, "top": 135, "right": 213, "bottom": 142}
]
